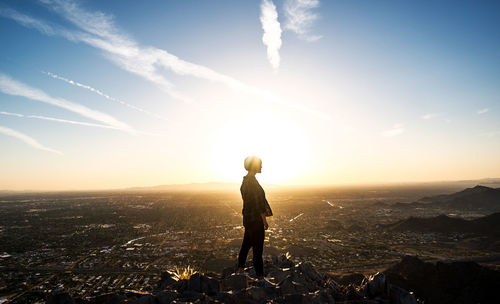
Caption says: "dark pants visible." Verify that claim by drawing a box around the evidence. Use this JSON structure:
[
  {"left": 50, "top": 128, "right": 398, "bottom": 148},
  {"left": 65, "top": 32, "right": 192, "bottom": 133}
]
[{"left": 237, "top": 221, "right": 265, "bottom": 277}]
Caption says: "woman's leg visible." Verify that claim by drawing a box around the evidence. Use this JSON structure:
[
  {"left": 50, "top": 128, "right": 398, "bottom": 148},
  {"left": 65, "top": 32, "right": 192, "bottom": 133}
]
[
  {"left": 237, "top": 227, "right": 252, "bottom": 271},
  {"left": 251, "top": 224, "right": 265, "bottom": 278}
]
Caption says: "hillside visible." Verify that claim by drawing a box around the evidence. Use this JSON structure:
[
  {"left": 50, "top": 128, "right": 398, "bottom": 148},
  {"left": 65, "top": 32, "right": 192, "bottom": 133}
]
[
  {"left": 393, "top": 185, "right": 500, "bottom": 211},
  {"left": 385, "top": 212, "right": 500, "bottom": 235}
]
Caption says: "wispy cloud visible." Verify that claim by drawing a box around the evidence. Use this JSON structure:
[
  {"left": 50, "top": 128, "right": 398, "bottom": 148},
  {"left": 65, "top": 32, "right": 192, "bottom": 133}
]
[
  {"left": 284, "top": 0, "right": 322, "bottom": 41},
  {"left": 260, "top": 0, "right": 282, "bottom": 71},
  {"left": 477, "top": 108, "right": 489, "bottom": 114},
  {"left": 421, "top": 113, "right": 439, "bottom": 120},
  {"left": 381, "top": 123, "right": 405, "bottom": 137},
  {"left": 0, "top": 111, "right": 120, "bottom": 130},
  {"left": 0, "top": 1, "right": 328, "bottom": 119},
  {"left": 0, "top": 74, "right": 135, "bottom": 133},
  {"left": 43, "top": 71, "right": 166, "bottom": 120},
  {"left": 0, "top": 125, "right": 63, "bottom": 155}
]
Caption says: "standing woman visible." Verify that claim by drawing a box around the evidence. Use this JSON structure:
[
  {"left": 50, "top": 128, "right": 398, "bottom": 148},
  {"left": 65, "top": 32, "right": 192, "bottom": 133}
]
[{"left": 237, "top": 156, "right": 273, "bottom": 284}]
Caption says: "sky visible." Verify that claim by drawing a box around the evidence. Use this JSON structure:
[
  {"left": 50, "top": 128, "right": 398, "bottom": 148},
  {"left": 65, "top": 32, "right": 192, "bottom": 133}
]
[{"left": 0, "top": 0, "right": 499, "bottom": 190}]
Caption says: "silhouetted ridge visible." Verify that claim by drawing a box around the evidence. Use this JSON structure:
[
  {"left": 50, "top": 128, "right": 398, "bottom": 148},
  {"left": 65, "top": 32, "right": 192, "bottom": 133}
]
[
  {"left": 385, "top": 212, "right": 500, "bottom": 235},
  {"left": 394, "top": 185, "right": 500, "bottom": 211},
  {"left": 385, "top": 255, "right": 500, "bottom": 304}
]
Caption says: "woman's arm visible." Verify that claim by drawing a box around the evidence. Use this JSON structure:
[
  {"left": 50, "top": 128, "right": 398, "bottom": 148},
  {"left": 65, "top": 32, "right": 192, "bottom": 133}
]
[{"left": 261, "top": 213, "right": 268, "bottom": 230}]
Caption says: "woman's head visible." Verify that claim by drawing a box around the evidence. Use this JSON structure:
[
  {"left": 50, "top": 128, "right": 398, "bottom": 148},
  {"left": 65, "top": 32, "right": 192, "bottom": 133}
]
[{"left": 244, "top": 156, "right": 262, "bottom": 173}]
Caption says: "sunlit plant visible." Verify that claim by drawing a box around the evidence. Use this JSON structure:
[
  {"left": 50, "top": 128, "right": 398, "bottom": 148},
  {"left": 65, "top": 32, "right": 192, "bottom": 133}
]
[{"left": 171, "top": 265, "right": 197, "bottom": 280}]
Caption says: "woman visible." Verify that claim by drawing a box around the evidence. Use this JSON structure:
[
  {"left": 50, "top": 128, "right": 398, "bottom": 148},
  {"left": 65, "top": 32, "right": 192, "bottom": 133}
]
[{"left": 237, "top": 156, "right": 273, "bottom": 284}]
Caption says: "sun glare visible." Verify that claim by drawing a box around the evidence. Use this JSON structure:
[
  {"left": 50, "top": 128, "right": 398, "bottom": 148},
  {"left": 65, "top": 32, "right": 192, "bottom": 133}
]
[{"left": 212, "top": 112, "right": 308, "bottom": 184}]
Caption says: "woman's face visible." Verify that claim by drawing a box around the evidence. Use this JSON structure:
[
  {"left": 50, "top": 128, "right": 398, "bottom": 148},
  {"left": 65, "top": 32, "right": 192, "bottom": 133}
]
[{"left": 256, "top": 162, "right": 262, "bottom": 173}]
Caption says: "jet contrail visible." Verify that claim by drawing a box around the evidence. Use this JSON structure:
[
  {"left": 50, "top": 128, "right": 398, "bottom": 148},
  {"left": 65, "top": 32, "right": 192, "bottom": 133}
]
[
  {"left": 43, "top": 71, "right": 166, "bottom": 121},
  {"left": 0, "top": 125, "right": 63, "bottom": 155},
  {"left": 0, "top": 111, "right": 120, "bottom": 130}
]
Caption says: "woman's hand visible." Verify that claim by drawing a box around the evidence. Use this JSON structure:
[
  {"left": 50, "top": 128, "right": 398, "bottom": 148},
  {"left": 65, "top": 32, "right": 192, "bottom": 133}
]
[{"left": 261, "top": 213, "right": 269, "bottom": 230}]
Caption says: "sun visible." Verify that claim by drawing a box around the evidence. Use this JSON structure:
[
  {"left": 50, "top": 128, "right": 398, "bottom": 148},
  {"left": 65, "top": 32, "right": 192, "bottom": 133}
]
[{"left": 212, "top": 112, "right": 308, "bottom": 184}]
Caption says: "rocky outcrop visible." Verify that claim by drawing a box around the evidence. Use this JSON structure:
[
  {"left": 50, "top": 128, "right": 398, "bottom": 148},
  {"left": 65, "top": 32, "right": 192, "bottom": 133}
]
[
  {"left": 48, "top": 255, "right": 500, "bottom": 303},
  {"left": 384, "top": 255, "right": 500, "bottom": 304}
]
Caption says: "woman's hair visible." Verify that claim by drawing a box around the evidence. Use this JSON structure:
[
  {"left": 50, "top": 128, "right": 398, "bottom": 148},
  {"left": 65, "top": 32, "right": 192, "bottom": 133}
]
[{"left": 244, "top": 156, "right": 262, "bottom": 172}]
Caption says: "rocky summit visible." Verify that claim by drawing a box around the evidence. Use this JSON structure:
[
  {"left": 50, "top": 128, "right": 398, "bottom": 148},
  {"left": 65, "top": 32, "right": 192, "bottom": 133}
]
[{"left": 43, "top": 254, "right": 435, "bottom": 304}]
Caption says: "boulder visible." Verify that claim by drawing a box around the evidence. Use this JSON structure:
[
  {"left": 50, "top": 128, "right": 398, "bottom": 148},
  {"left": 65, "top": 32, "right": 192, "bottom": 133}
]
[
  {"left": 179, "top": 290, "right": 204, "bottom": 302},
  {"left": 363, "top": 272, "right": 386, "bottom": 298},
  {"left": 131, "top": 294, "right": 156, "bottom": 304},
  {"left": 297, "top": 262, "right": 323, "bottom": 283},
  {"left": 93, "top": 293, "right": 126, "bottom": 304},
  {"left": 247, "top": 286, "right": 267, "bottom": 303},
  {"left": 157, "top": 272, "right": 177, "bottom": 290},
  {"left": 223, "top": 274, "right": 248, "bottom": 291},
  {"left": 200, "top": 276, "right": 220, "bottom": 295},
  {"left": 156, "top": 291, "right": 178, "bottom": 304},
  {"left": 47, "top": 292, "right": 75, "bottom": 304},
  {"left": 187, "top": 273, "right": 202, "bottom": 292},
  {"left": 278, "top": 276, "right": 308, "bottom": 296},
  {"left": 389, "top": 284, "right": 418, "bottom": 304}
]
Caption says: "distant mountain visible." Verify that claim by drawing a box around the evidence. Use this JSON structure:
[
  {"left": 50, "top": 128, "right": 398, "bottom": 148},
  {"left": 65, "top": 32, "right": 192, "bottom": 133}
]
[
  {"left": 125, "top": 182, "right": 240, "bottom": 192},
  {"left": 385, "top": 212, "right": 500, "bottom": 235},
  {"left": 393, "top": 185, "right": 500, "bottom": 211}
]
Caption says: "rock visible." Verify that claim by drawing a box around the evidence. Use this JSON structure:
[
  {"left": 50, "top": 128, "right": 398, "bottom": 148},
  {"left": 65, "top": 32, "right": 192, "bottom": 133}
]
[
  {"left": 156, "top": 291, "right": 178, "bottom": 304},
  {"left": 247, "top": 286, "right": 267, "bottom": 302},
  {"left": 223, "top": 266, "right": 236, "bottom": 278},
  {"left": 173, "top": 279, "right": 188, "bottom": 293},
  {"left": 332, "top": 273, "right": 365, "bottom": 286},
  {"left": 200, "top": 276, "right": 220, "bottom": 295},
  {"left": 47, "top": 292, "right": 75, "bottom": 304},
  {"left": 297, "top": 262, "right": 323, "bottom": 283},
  {"left": 132, "top": 294, "right": 156, "bottom": 304},
  {"left": 187, "top": 273, "right": 202, "bottom": 292},
  {"left": 283, "top": 293, "right": 313, "bottom": 304},
  {"left": 179, "top": 290, "right": 204, "bottom": 302},
  {"left": 93, "top": 293, "right": 126, "bottom": 304},
  {"left": 364, "top": 272, "right": 386, "bottom": 298},
  {"left": 279, "top": 259, "right": 295, "bottom": 268},
  {"left": 223, "top": 274, "right": 248, "bottom": 291},
  {"left": 389, "top": 284, "right": 418, "bottom": 304},
  {"left": 157, "top": 272, "right": 177, "bottom": 290},
  {"left": 278, "top": 276, "right": 308, "bottom": 296},
  {"left": 268, "top": 268, "right": 292, "bottom": 284},
  {"left": 313, "top": 289, "right": 335, "bottom": 304}
]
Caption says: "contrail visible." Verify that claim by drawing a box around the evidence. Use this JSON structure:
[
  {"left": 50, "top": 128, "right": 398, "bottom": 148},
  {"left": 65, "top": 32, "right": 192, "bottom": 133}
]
[
  {"left": 0, "top": 73, "right": 136, "bottom": 134},
  {"left": 0, "top": 2, "right": 329, "bottom": 119},
  {"left": 0, "top": 125, "right": 63, "bottom": 155},
  {"left": 0, "top": 111, "right": 120, "bottom": 130},
  {"left": 43, "top": 71, "right": 166, "bottom": 120}
]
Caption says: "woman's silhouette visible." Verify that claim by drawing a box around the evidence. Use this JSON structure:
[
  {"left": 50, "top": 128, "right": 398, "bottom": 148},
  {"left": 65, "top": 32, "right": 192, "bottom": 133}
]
[{"left": 237, "top": 156, "right": 273, "bottom": 284}]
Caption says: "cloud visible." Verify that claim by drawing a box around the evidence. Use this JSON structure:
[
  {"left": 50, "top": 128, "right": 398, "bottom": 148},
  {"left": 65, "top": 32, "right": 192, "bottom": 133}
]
[
  {"left": 421, "top": 113, "right": 439, "bottom": 120},
  {"left": 381, "top": 123, "right": 405, "bottom": 137},
  {"left": 0, "top": 125, "right": 63, "bottom": 155},
  {"left": 43, "top": 71, "right": 166, "bottom": 120},
  {"left": 477, "top": 108, "right": 489, "bottom": 114},
  {"left": 260, "top": 0, "right": 282, "bottom": 70},
  {"left": 284, "top": 0, "right": 322, "bottom": 41},
  {"left": 0, "top": 74, "right": 135, "bottom": 133},
  {"left": 0, "top": 111, "right": 120, "bottom": 130},
  {"left": 0, "top": 1, "right": 328, "bottom": 119}
]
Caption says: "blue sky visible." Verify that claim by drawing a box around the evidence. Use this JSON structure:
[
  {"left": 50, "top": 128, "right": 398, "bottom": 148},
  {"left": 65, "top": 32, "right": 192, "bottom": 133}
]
[{"left": 0, "top": 0, "right": 499, "bottom": 190}]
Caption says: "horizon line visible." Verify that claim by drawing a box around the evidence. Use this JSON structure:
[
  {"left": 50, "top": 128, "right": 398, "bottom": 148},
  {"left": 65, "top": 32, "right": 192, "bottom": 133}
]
[{"left": 1, "top": 177, "right": 499, "bottom": 193}]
